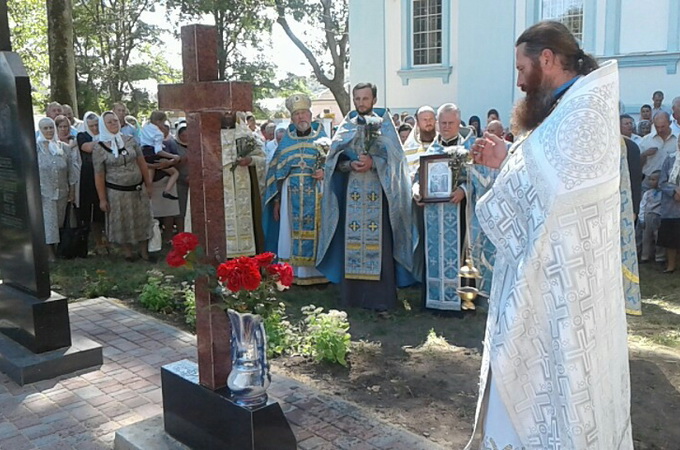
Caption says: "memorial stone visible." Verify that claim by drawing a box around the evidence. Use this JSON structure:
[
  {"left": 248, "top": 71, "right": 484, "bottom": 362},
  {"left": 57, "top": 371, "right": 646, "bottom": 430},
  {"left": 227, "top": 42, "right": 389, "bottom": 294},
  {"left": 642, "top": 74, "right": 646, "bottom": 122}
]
[
  {"left": 150, "top": 24, "right": 296, "bottom": 449},
  {"left": 0, "top": 2, "right": 102, "bottom": 384}
]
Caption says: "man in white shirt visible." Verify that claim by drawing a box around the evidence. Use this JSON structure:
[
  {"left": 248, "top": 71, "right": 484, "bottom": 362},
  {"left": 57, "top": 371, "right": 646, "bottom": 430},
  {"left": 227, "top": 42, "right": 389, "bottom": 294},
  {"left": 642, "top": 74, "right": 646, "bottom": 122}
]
[
  {"left": 620, "top": 114, "right": 643, "bottom": 145},
  {"left": 639, "top": 112, "right": 677, "bottom": 181},
  {"left": 671, "top": 96, "right": 680, "bottom": 137},
  {"left": 651, "top": 90, "right": 672, "bottom": 119},
  {"left": 265, "top": 124, "right": 286, "bottom": 166}
]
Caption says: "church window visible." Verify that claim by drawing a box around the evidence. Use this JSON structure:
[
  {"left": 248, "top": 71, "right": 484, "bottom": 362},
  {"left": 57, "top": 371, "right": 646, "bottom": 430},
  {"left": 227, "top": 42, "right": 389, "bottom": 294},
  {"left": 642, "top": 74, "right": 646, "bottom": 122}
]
[
  {"left": 541, "top": 0, "right": 584, "bottom": 42},
  {"left": 412, "top": 0, "right": 442, "bottom": 66}
]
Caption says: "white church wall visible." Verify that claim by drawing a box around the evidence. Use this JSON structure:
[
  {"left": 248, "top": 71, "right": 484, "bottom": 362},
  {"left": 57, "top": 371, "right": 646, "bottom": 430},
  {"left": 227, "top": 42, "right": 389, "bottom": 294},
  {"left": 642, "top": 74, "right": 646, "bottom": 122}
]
[
  {"left": 348, "top": 0, "right": 387, "bottom": 105},
  {"left": 455, "top": 0, "right": 516, "bottom": 125},
  {"left": 619, "top": 0, "right": 669, "bottom": 54}
]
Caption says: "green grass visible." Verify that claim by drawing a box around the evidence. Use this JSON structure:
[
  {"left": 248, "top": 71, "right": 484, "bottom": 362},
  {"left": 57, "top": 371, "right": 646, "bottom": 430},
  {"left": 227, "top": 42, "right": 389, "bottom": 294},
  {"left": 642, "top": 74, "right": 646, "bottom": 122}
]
[{"left": 630, "top": 263, "right": 680, "bottom": 350}]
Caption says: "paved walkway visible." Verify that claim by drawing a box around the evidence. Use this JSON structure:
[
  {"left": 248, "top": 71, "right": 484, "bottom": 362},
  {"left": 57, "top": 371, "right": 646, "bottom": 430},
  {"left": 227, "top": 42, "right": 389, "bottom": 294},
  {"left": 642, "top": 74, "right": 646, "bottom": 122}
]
[{"left": 0, "top": 298, "right": 442, "bottom": 449}]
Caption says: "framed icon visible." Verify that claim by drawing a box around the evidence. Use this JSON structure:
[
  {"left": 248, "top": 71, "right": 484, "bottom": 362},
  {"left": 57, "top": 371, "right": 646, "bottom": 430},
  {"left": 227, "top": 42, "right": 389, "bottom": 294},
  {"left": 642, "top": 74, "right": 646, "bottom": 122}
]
[{"left": 419, "top": 154, "right": 453, "bottom": 203}]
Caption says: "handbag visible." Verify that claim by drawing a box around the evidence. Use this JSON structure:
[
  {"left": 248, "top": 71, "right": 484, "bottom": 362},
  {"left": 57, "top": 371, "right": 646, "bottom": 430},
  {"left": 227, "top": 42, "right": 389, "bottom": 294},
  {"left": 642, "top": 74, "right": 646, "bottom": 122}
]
[
  {"left": 57, "top": 203, "right": 90, "bottom": 259},
  {"left": 148, "top": 219, "right": 162, "bottom": 253}
]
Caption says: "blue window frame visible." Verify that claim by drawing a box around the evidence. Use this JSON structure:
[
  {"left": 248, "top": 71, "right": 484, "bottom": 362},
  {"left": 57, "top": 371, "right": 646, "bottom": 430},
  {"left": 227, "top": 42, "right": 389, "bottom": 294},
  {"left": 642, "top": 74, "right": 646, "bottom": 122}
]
[{"left": 398, "top": 0, "right": 452, "bottom": 85}]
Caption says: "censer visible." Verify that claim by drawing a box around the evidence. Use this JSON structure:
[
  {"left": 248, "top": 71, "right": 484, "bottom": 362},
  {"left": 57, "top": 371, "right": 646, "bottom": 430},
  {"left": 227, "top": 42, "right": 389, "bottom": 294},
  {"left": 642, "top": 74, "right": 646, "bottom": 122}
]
[{"left": 456, "top": 148, "right": 481, "bottom": 310}]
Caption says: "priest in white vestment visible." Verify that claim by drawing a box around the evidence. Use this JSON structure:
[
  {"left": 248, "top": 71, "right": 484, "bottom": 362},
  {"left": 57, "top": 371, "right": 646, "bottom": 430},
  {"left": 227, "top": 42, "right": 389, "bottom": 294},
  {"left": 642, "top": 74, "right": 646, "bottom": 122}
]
[
  {"left": 468, "top": 21, "right": 632, "bottom": 450},
  {"left": 402, "top": 105, "right": 437, "bottom": 181}
]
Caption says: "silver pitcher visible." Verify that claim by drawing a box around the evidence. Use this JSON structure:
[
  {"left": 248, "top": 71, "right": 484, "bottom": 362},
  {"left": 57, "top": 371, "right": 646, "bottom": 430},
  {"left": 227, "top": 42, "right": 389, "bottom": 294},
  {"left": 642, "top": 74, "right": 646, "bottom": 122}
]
[{"left": 226, "top": 309, "right": 271, "bottom": 408}]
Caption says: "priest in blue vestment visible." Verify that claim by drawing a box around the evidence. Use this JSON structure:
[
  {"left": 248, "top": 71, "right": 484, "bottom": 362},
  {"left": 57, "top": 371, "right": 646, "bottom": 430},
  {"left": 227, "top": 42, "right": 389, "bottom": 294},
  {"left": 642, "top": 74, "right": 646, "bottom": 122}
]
[
  {"left": 262, "top": 94, "right": 328, "bottom": 285},
  {"left": 412, "top": 103, "right": 475, "bottom": 310},
  {"left": 316, "top": 83, "right": 415, "bottom": 310}
]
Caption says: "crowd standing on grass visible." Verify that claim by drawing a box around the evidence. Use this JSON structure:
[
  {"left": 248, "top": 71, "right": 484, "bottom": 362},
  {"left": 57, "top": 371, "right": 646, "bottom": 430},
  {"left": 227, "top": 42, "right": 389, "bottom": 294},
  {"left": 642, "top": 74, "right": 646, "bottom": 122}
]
[{"left": 35, "top": 18, "right": 680, "bottom": 449}]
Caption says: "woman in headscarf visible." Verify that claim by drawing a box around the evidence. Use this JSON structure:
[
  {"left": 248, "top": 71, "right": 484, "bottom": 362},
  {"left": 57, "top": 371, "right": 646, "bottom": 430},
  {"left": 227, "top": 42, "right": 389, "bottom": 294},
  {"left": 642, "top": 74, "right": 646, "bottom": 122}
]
[
  {"left": 56, "top": 115, "right": 82, "bottom": 209},
  {"left": 92, "top": 111, "right": 154, "bottom": 261},
  {"left": 37, "top": 117, "right": 78, "bottom": 261},
  {"left": 77, "top": 111, "right": 107, "bottom": 254},
  {"left": 468, "top": 115, "right": 482, "bottom": 138}
]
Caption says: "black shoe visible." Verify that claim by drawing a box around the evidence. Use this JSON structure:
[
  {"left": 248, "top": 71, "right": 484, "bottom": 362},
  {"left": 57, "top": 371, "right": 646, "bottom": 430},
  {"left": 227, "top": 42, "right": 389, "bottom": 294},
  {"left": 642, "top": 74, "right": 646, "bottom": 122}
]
[
  {"left": 662, "top": 268, "right": 675, "bottom": 274},
  {"left": 162, "top": 191, "right": 179, "bottom": 200}
]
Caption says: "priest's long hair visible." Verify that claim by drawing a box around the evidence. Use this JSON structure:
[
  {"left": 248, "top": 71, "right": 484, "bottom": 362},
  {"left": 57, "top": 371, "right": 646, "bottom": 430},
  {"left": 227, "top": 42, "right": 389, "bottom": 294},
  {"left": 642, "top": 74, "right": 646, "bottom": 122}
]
[{"left": 516, "top": 20, "right": 599, "bottom": 76}]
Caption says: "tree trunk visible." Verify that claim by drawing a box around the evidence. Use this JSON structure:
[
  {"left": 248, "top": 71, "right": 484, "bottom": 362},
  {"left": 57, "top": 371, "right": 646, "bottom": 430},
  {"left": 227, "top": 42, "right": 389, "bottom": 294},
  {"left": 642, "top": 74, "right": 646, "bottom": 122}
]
[
  {"left": 0, "top": 0, "right": 11, "bottom": 52},
  {"left": 46, "top": 0, "right": 77, "bottom": 115},
  {"left": 329, "top": 80, "right": 350, "bottom": 117}
]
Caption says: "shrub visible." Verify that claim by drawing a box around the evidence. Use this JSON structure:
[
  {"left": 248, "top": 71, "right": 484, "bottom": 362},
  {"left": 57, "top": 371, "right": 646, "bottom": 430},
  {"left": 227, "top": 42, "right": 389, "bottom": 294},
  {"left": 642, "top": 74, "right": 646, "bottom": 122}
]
[
  {"left": 83, "top": 269, "right": 116, "bottom": 298},
  {"left": 263, "top": 304, "right": 300, "bottom": 358},
  {"left": 300, "top": 305, "right": 351, "bottom": 366},
  {"left": 139, "top": 270, "right": 176, "bottom": 313},
  {"left": 182, "top": 282, "right": 196, "bottom": 330}
]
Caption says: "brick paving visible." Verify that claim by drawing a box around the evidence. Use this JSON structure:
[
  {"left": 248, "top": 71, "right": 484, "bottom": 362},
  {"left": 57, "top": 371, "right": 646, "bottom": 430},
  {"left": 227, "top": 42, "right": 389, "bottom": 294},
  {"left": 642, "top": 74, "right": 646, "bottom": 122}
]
[{"left": 0, "top": 298, "right": 443, "bottom": 449}]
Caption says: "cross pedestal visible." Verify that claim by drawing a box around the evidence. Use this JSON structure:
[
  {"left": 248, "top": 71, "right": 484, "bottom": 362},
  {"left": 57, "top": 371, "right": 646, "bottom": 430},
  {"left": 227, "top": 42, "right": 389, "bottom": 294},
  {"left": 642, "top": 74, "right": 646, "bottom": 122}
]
[{"left": 150, "top": 24, "right": 295, "bottom": 450}]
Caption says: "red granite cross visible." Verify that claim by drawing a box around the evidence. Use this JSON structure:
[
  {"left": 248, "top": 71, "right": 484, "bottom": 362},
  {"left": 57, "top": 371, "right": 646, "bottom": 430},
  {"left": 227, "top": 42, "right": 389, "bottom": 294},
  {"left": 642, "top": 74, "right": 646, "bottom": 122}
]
[{"left": 158, "top": 24, "right": 252, "bottom": 390}]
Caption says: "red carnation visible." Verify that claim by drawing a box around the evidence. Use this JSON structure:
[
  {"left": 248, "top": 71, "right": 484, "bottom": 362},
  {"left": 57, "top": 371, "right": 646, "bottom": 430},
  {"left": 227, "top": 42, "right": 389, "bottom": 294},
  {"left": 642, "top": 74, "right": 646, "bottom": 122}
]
[
  {"left": 218, "top": 257, "right": 262, "bottom": 292},
  {"left": 253, "top": 252, "right": 276, "bottom": 268},
  {"left": 171, "top": 232, "right": 199, "bottom": 255},
  {"left": 166, "top": 249, "right": 186, "bottom": 268},
  {"left": 268, "top": 263, "right": 294, "bottom": 288}
]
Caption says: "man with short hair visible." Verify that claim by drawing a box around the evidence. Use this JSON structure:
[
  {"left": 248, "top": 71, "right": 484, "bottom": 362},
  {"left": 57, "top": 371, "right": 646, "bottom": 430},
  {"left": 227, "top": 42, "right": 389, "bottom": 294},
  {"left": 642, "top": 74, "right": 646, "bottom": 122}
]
[
  {"left": 317, "top": 82, "right": 414, "bottom": 309},
  {"left": 402, "top": 105, "right": 436, "bottom": 179},
  {"left": 670, "top": 96, "right": 680, "bottom": 136},
  {"left": 46, "top": 101, "right": 62, "bottom": 119},
  {"left": 263, "top": 94, "right": 328, "bottom": 285},
  {"left": 60, "top": 104, "right": 80, "bottom": 136},
  {"left": 640, "top": 104, "right": 652, "bottom": 121},
  {"left": 469, "top": 20, "right": 633, "bottom": 449},
  {"left": 485, "top": 120, "right": 504, "bottom": 139},
  {"left": 112, "top": 102, "right": 136, "bottom": 139},
  {"left": 412, "top": 103, "right": 488, "bottom": 310},
  {"left": 639, "top": 112, "right": 677, "bottom": 179},
  {"left": 652, "top": 90, "right": 671, "bottom": 119},
  {"left": 620, "top": 114, "right": 643, "bottom": 144}
]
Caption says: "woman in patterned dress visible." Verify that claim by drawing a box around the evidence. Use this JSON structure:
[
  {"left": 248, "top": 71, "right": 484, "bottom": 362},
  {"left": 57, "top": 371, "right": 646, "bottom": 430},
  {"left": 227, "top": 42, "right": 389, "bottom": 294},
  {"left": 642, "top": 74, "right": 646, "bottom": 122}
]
[
  {"left": 92, "top": 111, "right": 154, "bottom": 261},
  {"left": 36, "top": 117, "right": 77, "bottom": 261}
]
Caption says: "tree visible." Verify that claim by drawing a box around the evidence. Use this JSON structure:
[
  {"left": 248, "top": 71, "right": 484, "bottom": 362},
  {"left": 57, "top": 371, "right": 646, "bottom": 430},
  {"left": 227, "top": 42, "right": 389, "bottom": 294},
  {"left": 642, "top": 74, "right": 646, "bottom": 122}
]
[
  {"left": 7, "top": 0, "right": 50, "bottom": 107},
  {"left": 166, "top": 0, "right": 273, "bottom": 81},
  {"left": 73, "top": 0, "right": 169, "bottom": 108},
  {"left": 46, "top": 0, "right": 78, "bottom": 115},
  {"left": 274, "top": 0, "right": 349, "bottom": 116}
]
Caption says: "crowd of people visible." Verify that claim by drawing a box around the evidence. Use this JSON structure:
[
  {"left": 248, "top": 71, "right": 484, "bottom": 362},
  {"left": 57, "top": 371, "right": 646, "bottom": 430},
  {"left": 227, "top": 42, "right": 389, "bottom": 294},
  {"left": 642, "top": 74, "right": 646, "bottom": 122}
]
[
  {"left": 33, "top": 19, "right": 658, "bottom": 449},
  {"left": 620, "top": 91, "right": 680, "bottom": 273},
  {"left": 36, "top": 102, "right": 189, "bottom": 262}
]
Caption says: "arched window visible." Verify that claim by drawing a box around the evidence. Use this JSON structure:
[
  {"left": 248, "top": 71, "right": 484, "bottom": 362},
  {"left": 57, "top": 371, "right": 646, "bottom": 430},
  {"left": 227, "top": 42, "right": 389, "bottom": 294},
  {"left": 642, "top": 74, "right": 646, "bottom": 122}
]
[{"left": 541, "top": 0, "right": 584, "bottom": 42}]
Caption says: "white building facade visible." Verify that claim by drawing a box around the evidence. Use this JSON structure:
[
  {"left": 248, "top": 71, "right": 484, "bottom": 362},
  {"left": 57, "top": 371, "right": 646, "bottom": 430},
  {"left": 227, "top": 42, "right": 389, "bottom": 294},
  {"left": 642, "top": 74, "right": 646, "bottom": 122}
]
[{"left": 349, "top": 0, "right": 680, "bottom": 124}]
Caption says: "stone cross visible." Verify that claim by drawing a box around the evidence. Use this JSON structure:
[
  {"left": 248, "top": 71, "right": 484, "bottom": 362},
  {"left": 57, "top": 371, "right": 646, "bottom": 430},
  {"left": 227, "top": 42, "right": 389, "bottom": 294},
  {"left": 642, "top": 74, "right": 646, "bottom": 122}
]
[{"left": 158, "top": 24, "right": 252, "bottom": 390}]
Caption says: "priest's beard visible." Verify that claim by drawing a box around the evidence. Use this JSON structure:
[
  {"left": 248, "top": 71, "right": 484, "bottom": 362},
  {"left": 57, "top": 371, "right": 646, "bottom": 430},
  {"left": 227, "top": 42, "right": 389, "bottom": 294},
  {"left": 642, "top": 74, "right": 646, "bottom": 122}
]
[
  {"left": 511, "top": 62, "right": 555, "bottom": 135},
  {"left": 419, "top": 128, "right": 436, "bottom": 144}
]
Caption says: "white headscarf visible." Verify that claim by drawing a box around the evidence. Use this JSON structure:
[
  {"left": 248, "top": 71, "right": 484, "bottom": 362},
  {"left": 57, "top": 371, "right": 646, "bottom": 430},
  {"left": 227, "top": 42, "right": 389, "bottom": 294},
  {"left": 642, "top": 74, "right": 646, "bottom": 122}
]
[
  {"left": 98, "top": 111, "right": 125, "bottom": 158},
  {"left": 37, "top": 117, "right": 63, "bottom": 156},
  {"left": 82, "top": 111, "right": 100, "bottom": 140}
]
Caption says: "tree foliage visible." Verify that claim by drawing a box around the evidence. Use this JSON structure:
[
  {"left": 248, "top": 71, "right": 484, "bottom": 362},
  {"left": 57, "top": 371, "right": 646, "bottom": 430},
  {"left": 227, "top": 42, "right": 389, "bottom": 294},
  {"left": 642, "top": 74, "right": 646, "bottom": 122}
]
[
  {"left": 7, "top": 0, "right": 180, "bottom": 115},
  {"left": 166, "top": 0, "right": 274, "bottom": 81},
  {"left": 7, "top": 0, "right": 50, "bottom": 107},
  {"left": 274, "top": 0, "right": 349, "bottom": 116}
]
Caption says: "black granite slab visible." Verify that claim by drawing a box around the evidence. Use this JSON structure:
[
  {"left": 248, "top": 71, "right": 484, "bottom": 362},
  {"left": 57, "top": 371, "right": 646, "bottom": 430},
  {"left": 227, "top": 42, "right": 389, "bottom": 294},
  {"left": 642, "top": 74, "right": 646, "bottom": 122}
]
[
  {"left": 0, "top": 284, "right": 71, "bottom": 353},
  {"left": 162, "top": 360, "right": 297, "bottom": 450},
  {"left": 0, "top": 329, "right": 102, "bottom": 385},
  {"left": 0, "top": 49, "right": 50, "bottom": 299}
]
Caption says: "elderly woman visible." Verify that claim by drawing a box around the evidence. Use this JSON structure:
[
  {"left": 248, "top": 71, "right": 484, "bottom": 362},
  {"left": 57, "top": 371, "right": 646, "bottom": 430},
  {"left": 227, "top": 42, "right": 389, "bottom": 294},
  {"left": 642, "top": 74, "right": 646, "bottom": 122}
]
[
  {"left": 657, "top": 138, "right": 680, "bottom": 273},
  {"left": 37, "top": 117, "right": 78, "bottom": 261},
  {"left": 56, "top": 115, "right": 82, "bottom": 205},
  {"left": 77, "top": 111, "right": 107, "bottom": 253},
  {"left": 92, "top": 111, "right": 154, "bottom": 261}
]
